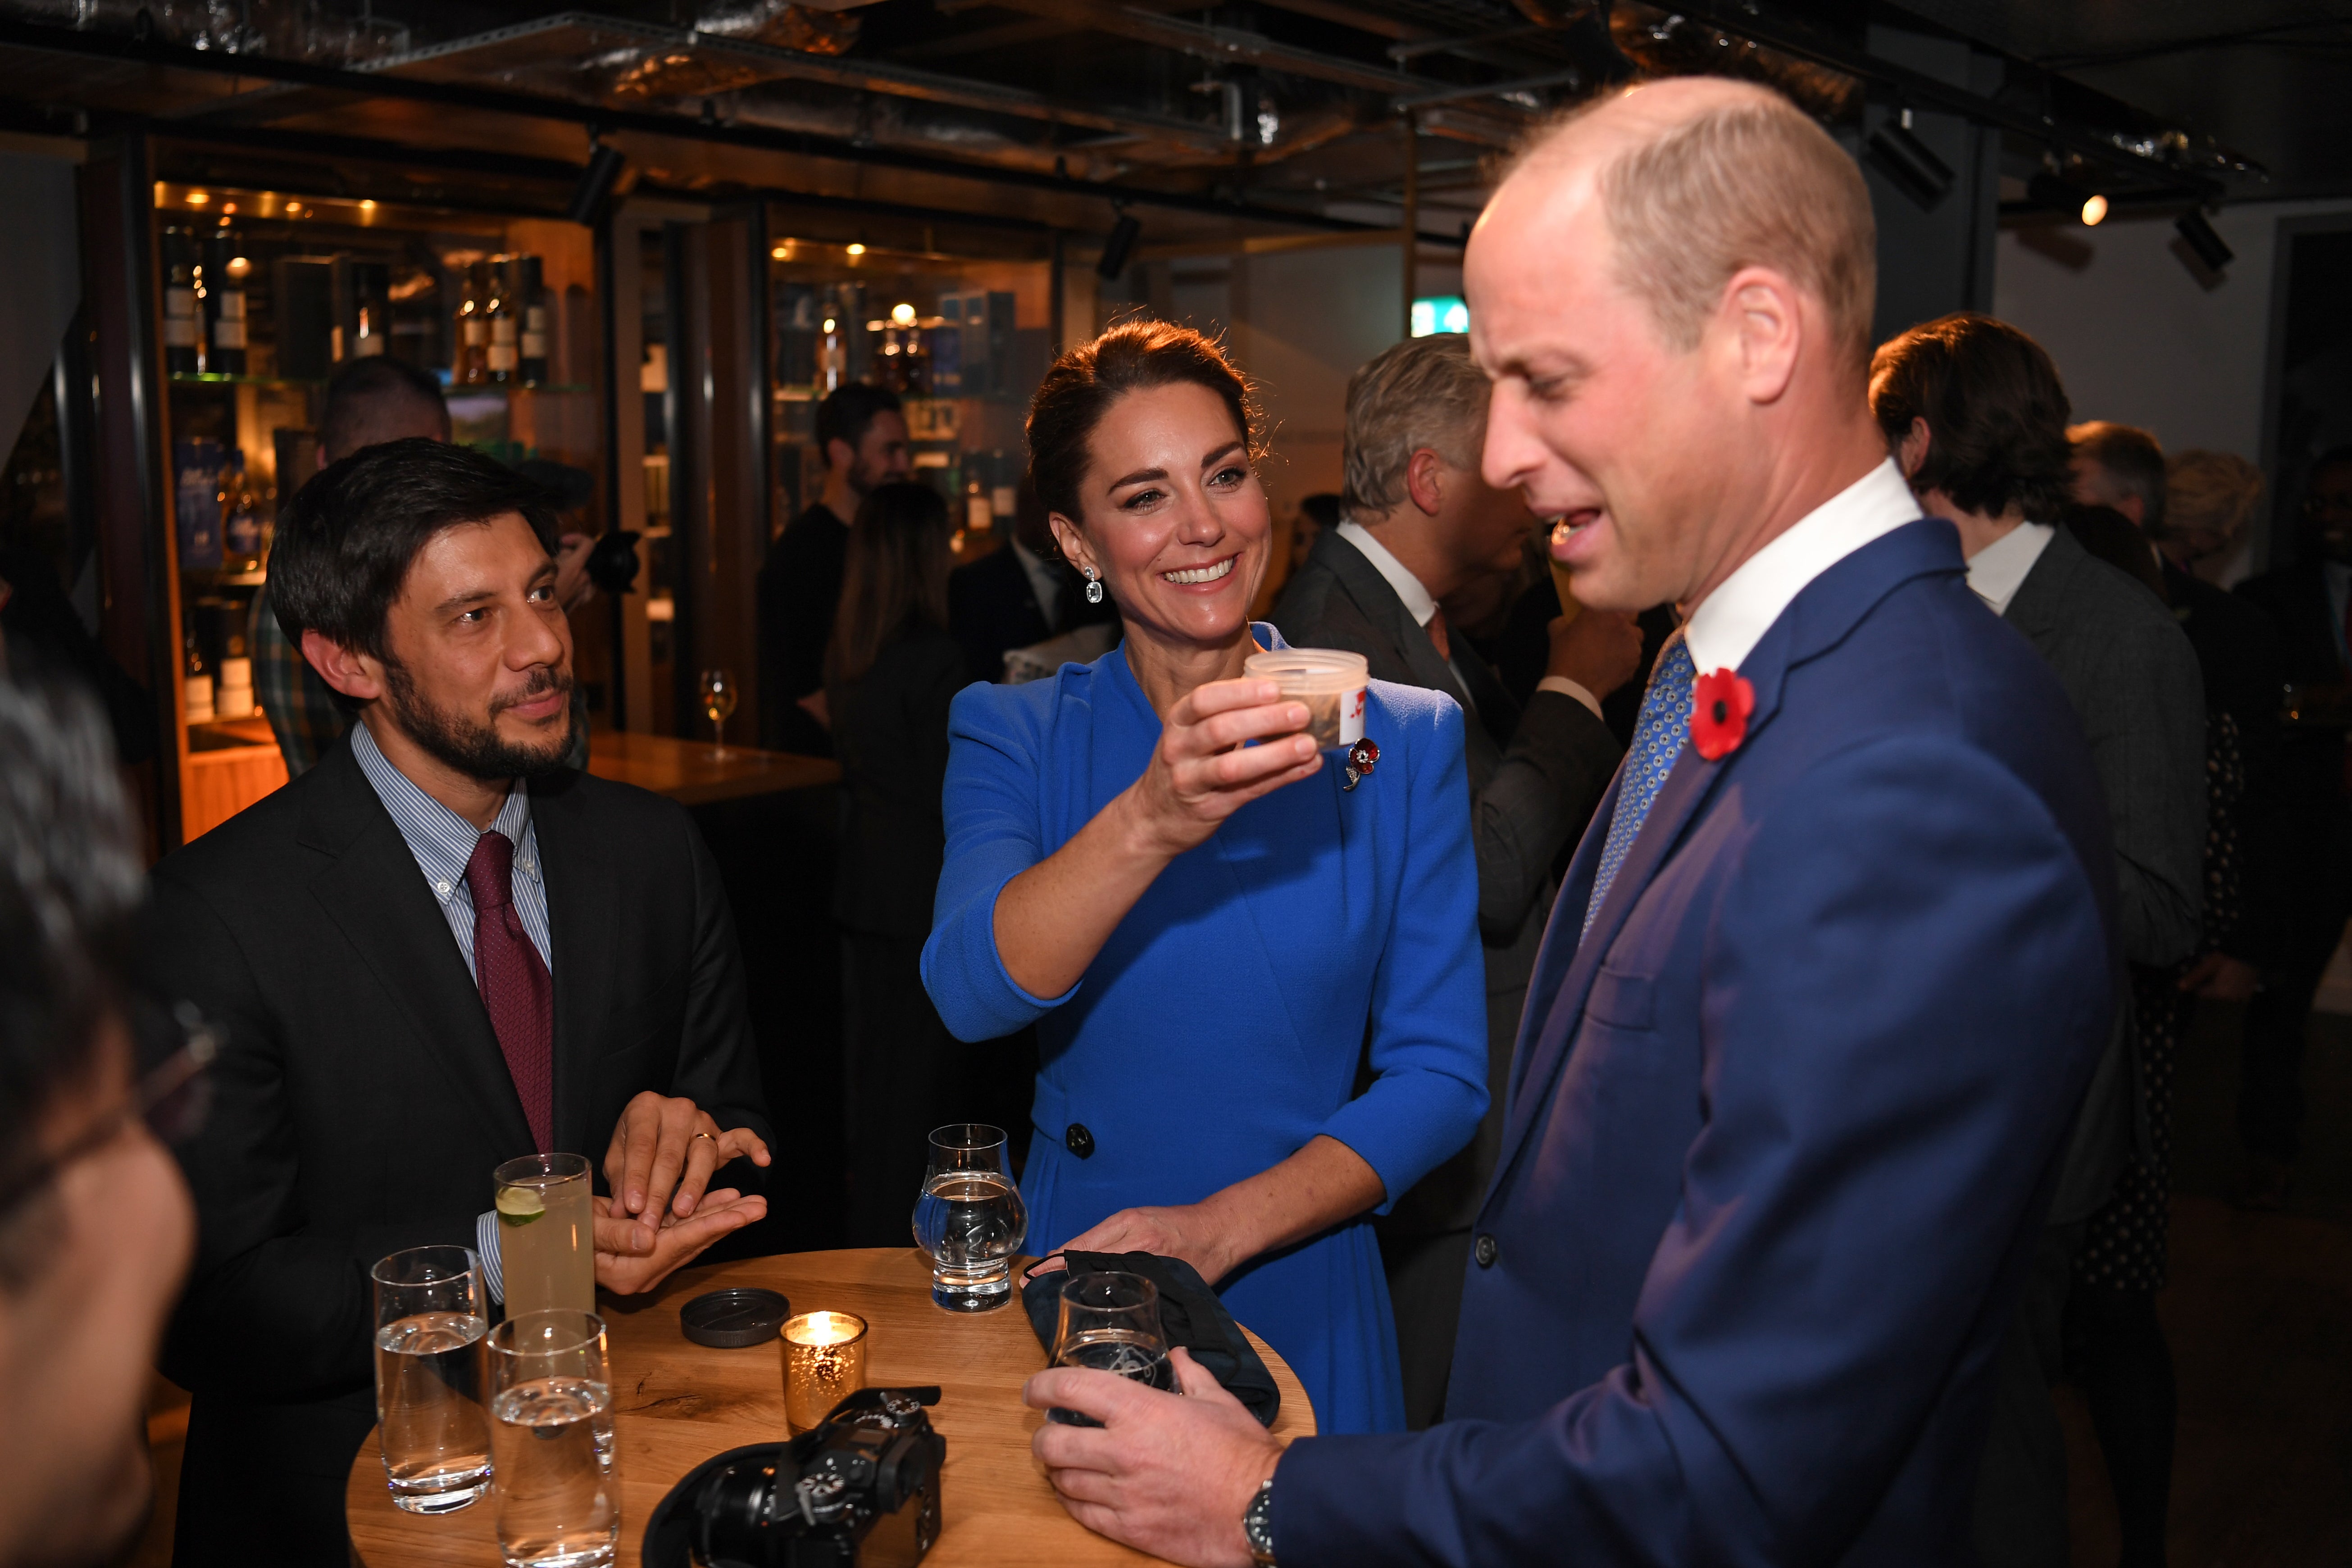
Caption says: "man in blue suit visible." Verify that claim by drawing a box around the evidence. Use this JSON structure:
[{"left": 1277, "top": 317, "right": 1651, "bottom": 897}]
[{"left": 1021, "top": 77, "right": 2120, "bottom": 1567}]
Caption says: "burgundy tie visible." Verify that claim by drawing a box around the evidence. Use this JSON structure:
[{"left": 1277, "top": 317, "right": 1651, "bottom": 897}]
[{"left": 464, "top": 830, "right": 554, "bottom": 1154}]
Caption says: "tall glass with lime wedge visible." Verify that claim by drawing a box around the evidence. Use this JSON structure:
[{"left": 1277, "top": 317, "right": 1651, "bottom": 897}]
[{"left": 493, "top": 1154, "right": 595, "bottom": 1318}]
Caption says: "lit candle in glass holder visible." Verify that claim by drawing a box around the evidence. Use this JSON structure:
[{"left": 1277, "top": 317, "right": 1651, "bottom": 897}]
[{"left": 780, "top": 1310, "right": 869, "bottom": 1432}]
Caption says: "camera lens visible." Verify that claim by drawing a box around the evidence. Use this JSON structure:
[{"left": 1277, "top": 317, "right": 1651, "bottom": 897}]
[{"left": 692, "top": 1459, "right": 784, "bottom": 1568}]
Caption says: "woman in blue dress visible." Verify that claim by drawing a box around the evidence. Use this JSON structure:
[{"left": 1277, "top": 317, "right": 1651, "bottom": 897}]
[{"left": 921, "top": 321, "right": 1487, "bottom": 1435}]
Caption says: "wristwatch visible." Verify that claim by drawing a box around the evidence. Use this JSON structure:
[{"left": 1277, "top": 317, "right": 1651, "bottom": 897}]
[{"left": 1242, "top": 1475, "right": 1278, "bottom": 1566}]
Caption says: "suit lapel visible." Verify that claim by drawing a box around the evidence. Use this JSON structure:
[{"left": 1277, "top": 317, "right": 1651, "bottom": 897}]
[
  {"left": 299, "top": 745, "right": 535, "bottom": 1156},
  {"left": 528, "top": 772, "right": 619, "bottom": 1157},
  {"left": 1317, "top": 531, "right": 1473, "bottom": 710}
]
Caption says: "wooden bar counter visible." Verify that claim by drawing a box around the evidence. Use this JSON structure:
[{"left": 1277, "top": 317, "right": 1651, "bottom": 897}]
[
  {"left": 346, "top": 1247, "right": 1315, "bottom": 1567},
  {"left": 586, "top": 732, "right": 839, "bottom": 808}
]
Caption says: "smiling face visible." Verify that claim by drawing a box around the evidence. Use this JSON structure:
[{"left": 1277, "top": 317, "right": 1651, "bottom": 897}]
[
  {"left": 350, "top": 510, "right": 576, "bottom": 779},
  {"left": 1469, "top": 157, "right": 1743, "bottom": 614},
  {"left": 1046, "top": 380, "right": 1272, "bottom": 651}
]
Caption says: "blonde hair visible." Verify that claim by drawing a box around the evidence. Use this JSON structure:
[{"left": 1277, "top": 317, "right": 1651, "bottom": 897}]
[
  {"left": 1521, "top": 84, "right": 1877, "bottom": 374},
  {"left": 1341, "top": 336, "right": 1491, "bottom": 518},
  {"left": 2164, "top": 450, "right": 2263, "bottom": 553}
]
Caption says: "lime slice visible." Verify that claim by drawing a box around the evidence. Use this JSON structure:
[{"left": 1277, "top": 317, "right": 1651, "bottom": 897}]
[{"left": 496, "top": 1187, "right": 546, "bottom": 1227}]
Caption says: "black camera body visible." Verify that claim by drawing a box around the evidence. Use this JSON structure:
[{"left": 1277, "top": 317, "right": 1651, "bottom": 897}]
[{"left": 689, "top": 1387, "right": 945, "bottom": 1568}]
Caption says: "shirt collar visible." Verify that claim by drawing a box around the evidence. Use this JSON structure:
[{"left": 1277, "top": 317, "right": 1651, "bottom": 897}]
[
  {"left": 1009, "top": 537, "right": 1061, "bottom": 611},
  {"left": 350, "top": 719, "right": 537, "bottom": 899},
  {"left": 1964, "top": 520, "right": 2057, "bottom": 618},
  {"left": 1682, "top": 458, "right": 1921, "bottom": 674},
  {"left": 1335, "top": 518, "right": 1438, "bottom": 627}
]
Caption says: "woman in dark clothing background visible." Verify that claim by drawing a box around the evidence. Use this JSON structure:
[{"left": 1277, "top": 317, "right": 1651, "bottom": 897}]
[{"left": 827, "top": 481, "right": 1031, "bottom": 1244}]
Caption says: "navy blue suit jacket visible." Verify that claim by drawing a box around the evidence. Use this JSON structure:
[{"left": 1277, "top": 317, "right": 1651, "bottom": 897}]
[{"left": 1278, "top": 520, "right": 2119, "bottom": 1565}]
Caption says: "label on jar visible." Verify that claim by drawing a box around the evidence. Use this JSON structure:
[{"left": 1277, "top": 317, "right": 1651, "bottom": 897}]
[{"left": 1341, "top": 684, "right": 1366, "bottom": 746}]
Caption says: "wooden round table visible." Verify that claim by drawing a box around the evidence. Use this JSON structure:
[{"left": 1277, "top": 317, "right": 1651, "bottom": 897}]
[{"left": 346, "top": 1247, "right": 1315, "bottom": 1566}]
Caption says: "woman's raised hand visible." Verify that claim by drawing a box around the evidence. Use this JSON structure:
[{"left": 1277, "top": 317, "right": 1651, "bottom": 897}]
[{"left": 1120, "top": 678, "right": 1320, "bottom": 859}]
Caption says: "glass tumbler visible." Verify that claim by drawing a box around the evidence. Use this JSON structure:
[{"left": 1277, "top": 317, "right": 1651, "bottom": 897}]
[
  {"left": 910, "top": 1123, "right": 1028, "bottom": 1311},
  {"left": 1047, "top": 1271, "right": 1173, "bottom": 1427},
  {"left": 494, "top": 1153, "right": 595, "bottom": 1319},
  {"left": 371, "top": 1245, "right": 492, "bottom": 1513},
  {"left": 487, "top": 1309, "right": 618, "bottom": 1568}
]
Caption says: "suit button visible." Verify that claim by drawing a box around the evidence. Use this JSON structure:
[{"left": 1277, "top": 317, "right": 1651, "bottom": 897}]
[
  {"left": 1065, "top": 1123, "right": 1095, "bottom": 1159},
  {"left": 1474, "top": 1233, "right": 1499, "bottom": 1268}
]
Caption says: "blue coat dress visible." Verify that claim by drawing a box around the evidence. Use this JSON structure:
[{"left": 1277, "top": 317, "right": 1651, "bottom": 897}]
[{"left": 921, "top": 627, "right": 1489, "bottom": 1434}]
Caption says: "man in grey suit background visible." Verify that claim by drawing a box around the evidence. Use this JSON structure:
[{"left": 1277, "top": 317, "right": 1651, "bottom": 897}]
[
  {"left": 1273, "top": 334, "right": 1642, "bottom": 1427},
  {"left": 1873, "top": 313, "right": 2206, "bottom": 1568}
]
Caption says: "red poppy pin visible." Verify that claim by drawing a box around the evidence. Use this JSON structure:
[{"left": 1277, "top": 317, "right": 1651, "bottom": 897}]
[
  {"left": 1342, "top": 737, "right": 1380, "bottom": 792},
  {"left": 1690, "top": 668, "right": 1755, "bottom": 761}
]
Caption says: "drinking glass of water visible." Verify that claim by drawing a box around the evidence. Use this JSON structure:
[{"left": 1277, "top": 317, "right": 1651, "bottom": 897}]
[
  {"left": 1048, "top": 1271, "right": 1173, "bottom": 1427},
  {"left": 910, "top": 1123, "right": 1028, "bottom": 1312},
  {"left": 372, "top": 1245, "right": 492, "bottom": 1513},
  {"left": 487, "top": 1309, "right": 618, "bottom": 1568}
]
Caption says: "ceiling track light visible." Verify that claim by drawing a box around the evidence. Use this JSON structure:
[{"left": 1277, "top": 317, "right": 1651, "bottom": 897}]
[
  {"left": 1864, "top": 108, "right": 1953, "bottom": 212},
  {"left": 2175, "top": 208, "right": 2234, "bottom": 274},
  {"left": 566, "top": 138, "right": 627, "bottom": 227}
]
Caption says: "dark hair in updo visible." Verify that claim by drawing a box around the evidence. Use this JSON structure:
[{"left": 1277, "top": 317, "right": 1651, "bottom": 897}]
[{"left": 1026, "top": 320, "right": 1261, "bottom": 525}]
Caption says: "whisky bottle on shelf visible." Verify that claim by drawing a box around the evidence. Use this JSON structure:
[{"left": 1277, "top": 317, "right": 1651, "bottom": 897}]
[
  {"left": 485, "top": 256, "right": 518, "bottom": 384},
  {"left": 453, "top": 259, "right": 488, "bottom": 386},
  {"left": 205, "top": 229, "right": 249, "bottom": 377},
  {"left": 515, "top": 255, "right": 549, "bottom": 385},
  {"left": 162, "top": 227, "right": 203, "bottom": 376}
]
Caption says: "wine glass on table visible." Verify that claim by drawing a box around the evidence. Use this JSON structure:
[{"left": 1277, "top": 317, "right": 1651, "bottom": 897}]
[
  {"left": 1048, "top": 1271, "right": 1173, "bottom": 1426},
  {"left": 698, "top": 668, "right": 737, "bottom": 757}
]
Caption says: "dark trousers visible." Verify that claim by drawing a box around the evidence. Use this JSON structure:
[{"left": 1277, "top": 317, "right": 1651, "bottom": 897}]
[
  {"left": 1973, "top": 1224, "right": 2081, "bottom": 1568},
  {"left": 2065, "top": 1282, "right": 2177, "bottom": 1567},
  {"left": 840, "top": 932, "right": 1034, "bottom": 1248},
  {"left": 1378, "top": 1225, "right": 1471, "bottom": 1430},
  {"left": 2238, "top": 811, "right": 2352, "bottom": 1162}
]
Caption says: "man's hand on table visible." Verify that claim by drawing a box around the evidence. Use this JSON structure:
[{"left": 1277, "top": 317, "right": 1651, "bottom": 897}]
[
  {"left": 592, "top": 1187, "right": 767, "bottom": 1295},
  {"left": 1027, "top": 1347, "right": 1283, "bottom": 1568},
  {"left": 601, "top": 1090, "right": 772, "bottom": 1228}
]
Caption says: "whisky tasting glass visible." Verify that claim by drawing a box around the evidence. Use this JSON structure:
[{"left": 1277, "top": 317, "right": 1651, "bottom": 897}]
[
  {"left": 1048, "top": 1271, "right": 1171, "bottom": 1427},
  {"left": 487, "top": 1309, "right": 618, "bottom": 1568},
  {"left": 699, "top": 668, "right": 738, "bottom": 756},
  {"left": 371, "top": 1245, "right": 492, "bottom": 1513},
  {"left": 910, "top": 1123, "right": 1027, "bottom": 1311}
]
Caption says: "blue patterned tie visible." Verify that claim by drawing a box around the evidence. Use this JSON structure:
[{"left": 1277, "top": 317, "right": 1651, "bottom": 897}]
[{"left": 1583, "top": 632, "right": 1696, "bottom": 936}]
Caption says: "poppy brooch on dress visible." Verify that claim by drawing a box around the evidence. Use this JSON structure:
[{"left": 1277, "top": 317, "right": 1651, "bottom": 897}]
[
  {"left": 1690, "top": 668, "right": 1755, "bottom": 761},
  {"left": 1342, "top": 737, "right": 1380, "bottom": 791}
]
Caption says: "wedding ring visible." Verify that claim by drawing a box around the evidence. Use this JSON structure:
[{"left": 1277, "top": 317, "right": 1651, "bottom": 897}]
[{"left": 692, "top": 1132, "right": 717, "bottom": 1145}]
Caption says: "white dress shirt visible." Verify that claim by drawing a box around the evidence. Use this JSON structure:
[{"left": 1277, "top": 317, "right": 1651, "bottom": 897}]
[
  {"left": 1682, "top": 458, "right": 1923, "bottom": 675},
  {"left": 1337, "top": 517, "right": 1603, "bottom": 719},
  {"left": 1963, "top": 521, "right": 2056, "bottom": 617}
]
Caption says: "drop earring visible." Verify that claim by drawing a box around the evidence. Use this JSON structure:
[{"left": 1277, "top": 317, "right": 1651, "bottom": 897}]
[{"left": 1084, "top": 567, "right": 1103, "bottom": 605}]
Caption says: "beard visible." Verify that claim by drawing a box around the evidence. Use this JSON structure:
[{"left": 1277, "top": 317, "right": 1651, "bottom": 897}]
[{"left": 380, "top": 658, "right": 576, "bottom": 782}]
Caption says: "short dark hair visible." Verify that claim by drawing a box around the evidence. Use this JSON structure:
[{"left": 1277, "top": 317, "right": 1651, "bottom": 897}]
[
  {"left": 1027, "top": 320, "right": 1260, "bottom": 524},
  {"left": 0, "top": 677, "right": 144, "bottom": 1279},
  {"left": 815, "top": 384, "right": 905, "bottom": 463},
  {"left": 319, "top": 356, "right": 450, "bottom": 464},
  {"left": 1870, "top": 314, "right": 2074, "bottom": 523},
  {"left": 271, "top": 438, "right": 561, "bottom": 672},
  {"left": 2070, "top": 420, "right": 2167, "bottom": 533}
]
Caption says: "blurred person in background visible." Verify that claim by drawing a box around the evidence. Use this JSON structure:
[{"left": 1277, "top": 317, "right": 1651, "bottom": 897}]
[
  {"left": 2163, "top": 450, "right": 2265, "bottom": 585},
  {"left": 1271, "top": 333, "right": 1637, "bottom": 1427},
  {"left": 0, "top": 677, "right": 196, "bottom": 1568},
  {"left": 1874, "top": 315, "right": 2205, "bottom": 1568},
  {"left": 947, "top": 473, "right": 1120, "bottom": 686},
  {"left": 2233, "top": 444, "right": 2352, "bottom": 1210},
  {"left": 1289, "top": 491, "right": 1341, "bottom": 576},
  {"left": 758, "top": 384, "right": 909, "bottom": 754},
  {"left": 829, "top": 481, "right": 1032, "bottom": 1241}
]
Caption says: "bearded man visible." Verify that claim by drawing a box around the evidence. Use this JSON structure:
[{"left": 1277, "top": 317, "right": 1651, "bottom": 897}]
[{"left": 150, "top": 437, "right": 777, "bottom": 1566}]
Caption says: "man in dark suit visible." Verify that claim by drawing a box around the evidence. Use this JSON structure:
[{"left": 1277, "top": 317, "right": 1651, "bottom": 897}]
[
  {"left": 1874, "top": 317, "right": 2206, "bottom": 1568},
  {"left": 1272, "top": 333, "right": 1637, "bottom": 1428},
  {"left": 948, "top": 474, "right": 1120, "bottom": 685},
  {"left": 150, "top": 440, "right": 776, "bottom": 1566},
  {"left": 757, "top": 384, "right": 910, "bottom": 754},
  {"left": 1019, "top": 80, "right": 2117, "bottom": 1568},
  {"left": 2235, "top": 445, "right": 2352, "bottom": 1206}
]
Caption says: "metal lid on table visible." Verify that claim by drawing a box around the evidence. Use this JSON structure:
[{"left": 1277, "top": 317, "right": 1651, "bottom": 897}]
[{"left": 679, "top": 1287, "right": 791, "bottom": 1348}]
